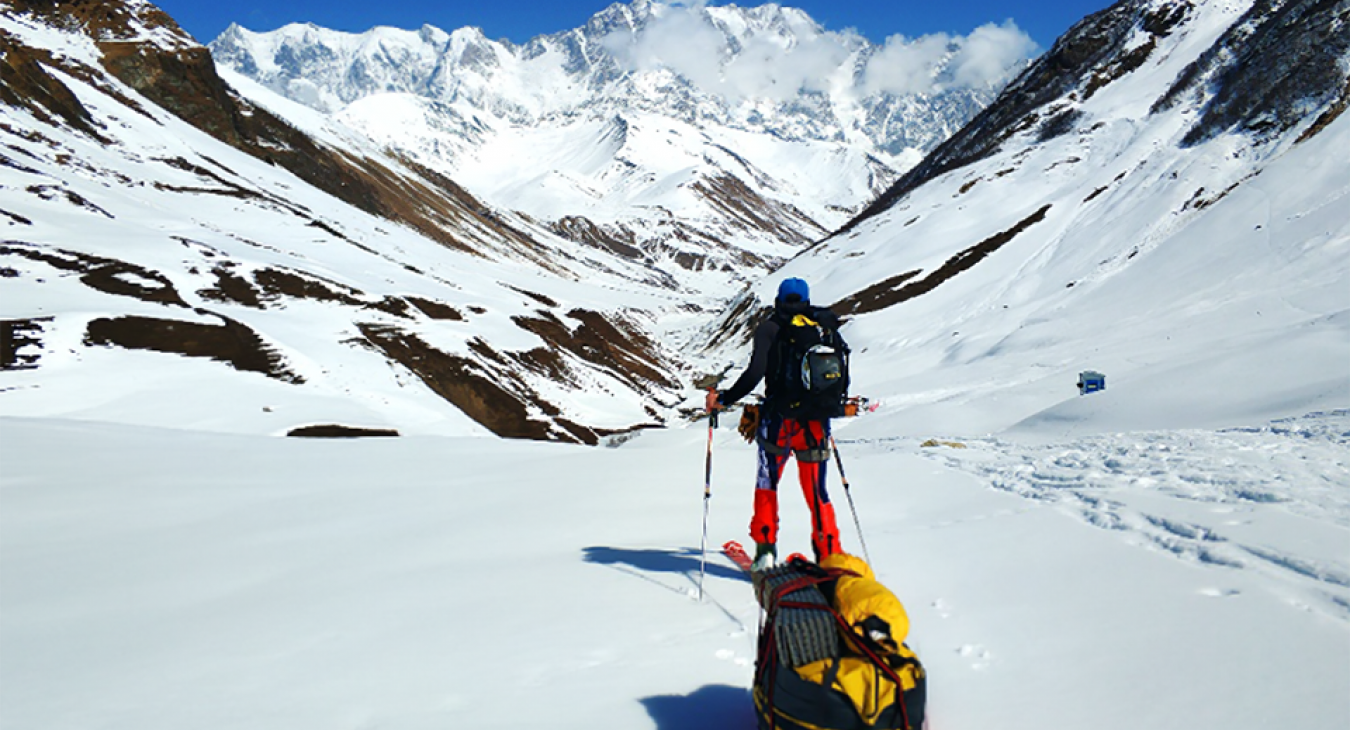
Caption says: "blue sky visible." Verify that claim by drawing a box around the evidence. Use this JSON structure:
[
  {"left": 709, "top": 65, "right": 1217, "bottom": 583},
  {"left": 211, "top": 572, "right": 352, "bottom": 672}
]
[{"left": 155, "top": 0, "right": 1114, "bottom": 51}]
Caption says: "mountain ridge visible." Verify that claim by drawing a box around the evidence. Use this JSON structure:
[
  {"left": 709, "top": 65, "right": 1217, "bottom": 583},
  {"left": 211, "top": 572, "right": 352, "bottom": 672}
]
[
  {"left": 735, "top": 0, "right": 1349, "bottom": 437},
  {"left": 2, "top": 0, "right": 1347, "bottom": 444},
  {"left": 1, "top": 0, "right": 706, "bottom": 443},
  {"left": 207, "top": 3, "right": 1014, "bottom": 153},
  {"left": 206, "top": 1, "right": 1036, "bottom": 259}
]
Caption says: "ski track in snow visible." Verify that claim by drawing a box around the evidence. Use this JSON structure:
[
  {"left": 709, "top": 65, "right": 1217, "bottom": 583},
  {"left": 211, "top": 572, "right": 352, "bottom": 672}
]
[{"left": 872, "top": 410, "right": 1350, "bottom": 620}]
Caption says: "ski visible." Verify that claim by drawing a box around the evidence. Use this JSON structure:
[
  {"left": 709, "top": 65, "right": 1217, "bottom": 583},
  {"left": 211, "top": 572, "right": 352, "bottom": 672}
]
[
  {"left": 721, "top": 540, "right": 753, "bottom": 573},
  {"left": 724, "top": 540, "right": 811, "bottom": 574}
]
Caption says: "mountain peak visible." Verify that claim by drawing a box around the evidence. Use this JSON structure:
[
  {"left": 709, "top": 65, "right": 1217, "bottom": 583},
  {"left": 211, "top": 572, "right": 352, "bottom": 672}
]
[
  {"left": 5, "top": 0, "right": 1346, "bottom": 453},
  {"left": 418, "top": 23, "right": 450, "bottom": 46},
  {"left": 209, "top": 0, "right": 1031, "bottom": 163}
]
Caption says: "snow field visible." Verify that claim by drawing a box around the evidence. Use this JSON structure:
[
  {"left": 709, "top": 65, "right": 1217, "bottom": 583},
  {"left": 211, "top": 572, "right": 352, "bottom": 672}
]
[
  {"left": 3, "top": 1, "right": 1349, "bottom": 727},
  {"left": 3, "top": 413, "right": 1347, "bottom": 729}
]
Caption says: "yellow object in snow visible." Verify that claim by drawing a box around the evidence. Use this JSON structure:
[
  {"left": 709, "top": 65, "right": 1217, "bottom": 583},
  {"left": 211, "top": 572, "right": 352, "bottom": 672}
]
[
  {"left": 798, "top": 553, "right": 924, "bottom": 725},
  {"left": 793, "top": 646, "right": 924, "bottom": 726},
  {"left": 754, "top": 553, "right": 927, "bottom": 730},
  {"left": 819, "top": 553, "right": 911, "bottom": 653},
  {"left": 920, "top": 439, "right": 967, "bottom": 448}
]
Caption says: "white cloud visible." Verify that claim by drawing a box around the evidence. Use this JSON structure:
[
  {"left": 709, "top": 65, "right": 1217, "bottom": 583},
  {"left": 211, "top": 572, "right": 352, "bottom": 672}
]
[
  {"left": 722, "top": 29, "right": 852, "bottom": 101},
  {"left": 604, "top": 6, "right": 726, "bottom": 90},
  {"left": 861, "top": 33, "right": 954, "bottom": 96},
  {"left": 862, "top": 21, "right": 1037, "bottom": 96},
  {"left": 604, "top": 3, "right": 1037, "bottom": 101},
  {"left": 604, "top": 2, "right": 858, "bottom": 102},
  {"left": 949, "top": 22, "right": 1040, "bottom": 88}
]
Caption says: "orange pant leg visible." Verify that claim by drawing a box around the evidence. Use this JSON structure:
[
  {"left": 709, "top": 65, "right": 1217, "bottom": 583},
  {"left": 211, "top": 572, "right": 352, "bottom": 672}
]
[
  {"left": 749, "top": 416, "right": 842, "bottom": 558},
  {"left": 787, "top": 419, "right": 841, "bottom": 558}
]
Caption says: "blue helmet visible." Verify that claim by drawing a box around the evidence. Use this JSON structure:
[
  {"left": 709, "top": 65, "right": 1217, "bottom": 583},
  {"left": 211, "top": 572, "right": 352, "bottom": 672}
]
[{"left": 777, "top": 277, "right": 810, "bottom": 304}]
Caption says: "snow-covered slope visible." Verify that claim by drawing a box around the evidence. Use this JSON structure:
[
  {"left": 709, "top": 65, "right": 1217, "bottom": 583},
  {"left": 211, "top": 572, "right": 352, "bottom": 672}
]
[
  {"left": 3, "top": 0, "right": 1345, "bottom": 444},
  {"left": 703, "top": 0, "right": 1350, "bottom": 437},
  {"left": 3, "top": 2, "right": 1348, "bottom": 728},
  {"left": 208, "top": 1, "right": 1037, "bottom": 260},
  {"left": 2, "top": 409, "right": 1346, "bottom": 729},
  {"left": 0, "top": 0, "right": 698, "bottom": 442}
]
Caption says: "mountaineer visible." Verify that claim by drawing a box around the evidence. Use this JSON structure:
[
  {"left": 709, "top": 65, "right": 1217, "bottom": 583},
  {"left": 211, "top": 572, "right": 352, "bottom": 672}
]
[{"left": 706, "top": 277, "right": 851, "bottom": 571}]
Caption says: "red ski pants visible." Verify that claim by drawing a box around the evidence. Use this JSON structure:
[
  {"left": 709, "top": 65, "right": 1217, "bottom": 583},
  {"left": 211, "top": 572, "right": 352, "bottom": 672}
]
[{"left": 750, "top": 415, "right": 841, "bottom": 559}]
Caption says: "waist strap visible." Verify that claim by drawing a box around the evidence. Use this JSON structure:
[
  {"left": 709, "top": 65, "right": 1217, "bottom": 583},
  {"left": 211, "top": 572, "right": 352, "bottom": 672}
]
[
  {"left": 796, "top": 447, "right": 830, "bottom": 463},
  {"left": 756, "top": 435, "right": 830, "bottom": 462},
  {"left": 756, "top": 433, "right": 788, "bottom": 456}
]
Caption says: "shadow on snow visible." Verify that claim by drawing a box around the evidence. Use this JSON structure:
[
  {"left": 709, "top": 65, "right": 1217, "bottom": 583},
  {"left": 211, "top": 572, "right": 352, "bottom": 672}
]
[
  {"left": 640, "top": 684, "right": 756, "bottom": 730},
  {"left": 583, "top": 546, "right": 752, "bottom": 629},
  {"left": 583, "top": 546, "right": 748, "bottom": 585}
]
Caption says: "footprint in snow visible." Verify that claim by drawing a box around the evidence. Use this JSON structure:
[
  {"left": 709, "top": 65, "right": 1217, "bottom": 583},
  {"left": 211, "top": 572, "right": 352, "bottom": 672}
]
[
  {"left": 958, "top": 643, "right": 993, "bottom": 670},
  {"left": 931, "top": 599, "right": 952, "bottom": 619},
  {"left": 1198, "top": 587, "right": 1241, "bottom": 598},
  {"left": 716, "top": 648, "right": 750, "bottom": 667}
]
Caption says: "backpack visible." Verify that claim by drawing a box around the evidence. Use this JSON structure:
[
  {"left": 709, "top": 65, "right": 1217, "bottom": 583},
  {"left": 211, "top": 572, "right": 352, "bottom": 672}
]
[
  {"left": 754, "top": 554, "right": 927, "bottom": 730},
  {"left": 772, "top": 310, "right": 850, "bottom": 419}
]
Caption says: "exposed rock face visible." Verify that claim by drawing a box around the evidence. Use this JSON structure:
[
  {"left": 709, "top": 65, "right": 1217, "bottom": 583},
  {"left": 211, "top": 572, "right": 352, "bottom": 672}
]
[
  {"left": 85, "top": 314, "right": 306, "bottom": 384},
  {"left": 1154, "top": 0, "right": 1350, "bottom": 146},
  {"left": 844, "top": 0, "right": 1350, "bottom": 231},
  {"left": 0, "top": 1, "right": 689, "bottom": 443},
  {"left": 287, "top": 424, "right": 400, "bottom": 437},
  {"left": 829, "top": 205, "right": 1053, "bottom": 317},
  {"left": 0, "top": 318, "right": 47, "bottom": 370},
  {"left": 356, "top": 320, "right": 666, "bottom": 444}
]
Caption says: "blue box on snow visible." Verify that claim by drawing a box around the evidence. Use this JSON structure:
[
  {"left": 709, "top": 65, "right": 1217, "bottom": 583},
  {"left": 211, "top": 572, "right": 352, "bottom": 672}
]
[{"left": 1078, "top": 370, "right": 1106, "bottom": 395}]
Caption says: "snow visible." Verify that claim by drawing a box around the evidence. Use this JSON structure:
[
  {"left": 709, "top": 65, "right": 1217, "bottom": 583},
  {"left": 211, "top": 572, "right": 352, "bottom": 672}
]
[
  {"left": 2, "top": 410, "right": 1346, "bottom": 729},
  {"left": 0, "top": 14, "right": 106, "bottom": 78},
  {"left": 1, "top": 27, "right": 698, "bottom": 437},
  {"left": 337, "top": 95, "right": 884, "bottom": 239},
  {"left": 3, "top": 0, "right": 1349, "bottom": 727},
  {"left": 205, "top": 3, "right": 1030, "bottom": 256},
  {"left": 762, "top": 27, "right": 1350, "bottom": 439}
]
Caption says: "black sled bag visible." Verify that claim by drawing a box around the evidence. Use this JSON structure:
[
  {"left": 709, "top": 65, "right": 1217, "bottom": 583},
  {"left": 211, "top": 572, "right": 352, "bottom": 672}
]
[{"left": 753, "top": 560, "right": 927, "bottom": 730}]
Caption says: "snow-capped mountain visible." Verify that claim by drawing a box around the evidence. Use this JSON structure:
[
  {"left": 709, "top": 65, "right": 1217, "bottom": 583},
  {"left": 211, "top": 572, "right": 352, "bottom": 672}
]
[
  {"left": 207, "top": 2, "right": 1017, "bottom": 157},
  {"left": 3, "top": 3, "right": 1348, "bottom": 728},
  {"left": 2, "top": 0, "right": 1346, "bottom": 446},
  {"left": 1, "top": 0, "right": 709, "bottom": 443},
  {"left": 206, "top": 1, "right": 1036, "bottom": 265},
  {"left": 702, "top": 0, "right": 1349, "bottom": 435}
]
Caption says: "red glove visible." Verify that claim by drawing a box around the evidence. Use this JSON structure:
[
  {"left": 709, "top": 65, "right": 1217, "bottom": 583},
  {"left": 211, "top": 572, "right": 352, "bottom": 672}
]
[{"left": 705, "top": 389, "right": 722, "bottom": 412}]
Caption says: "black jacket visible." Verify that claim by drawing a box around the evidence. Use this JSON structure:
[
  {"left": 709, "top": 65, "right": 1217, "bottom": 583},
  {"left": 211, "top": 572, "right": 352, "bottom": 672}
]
[{"left": 717, "top": 302, "right": 841, "bottom": 409}]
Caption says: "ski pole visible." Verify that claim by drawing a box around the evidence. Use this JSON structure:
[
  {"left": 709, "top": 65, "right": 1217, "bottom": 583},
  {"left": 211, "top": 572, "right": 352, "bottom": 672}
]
[
  {"left": 829, "top": 435, "right": 871, "bottom": 564},
  {"left": 699, "top": 394, "right": 719, "bottom": 601}
]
